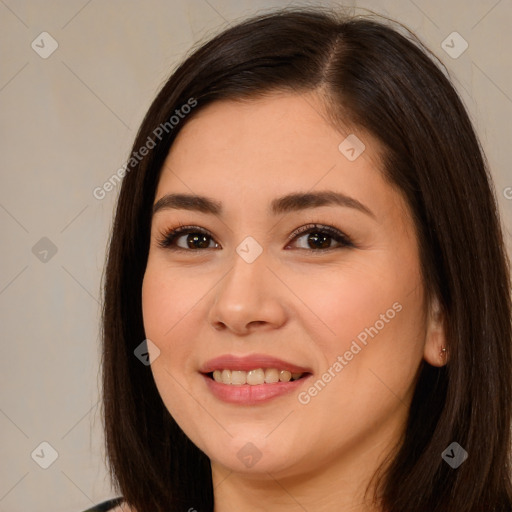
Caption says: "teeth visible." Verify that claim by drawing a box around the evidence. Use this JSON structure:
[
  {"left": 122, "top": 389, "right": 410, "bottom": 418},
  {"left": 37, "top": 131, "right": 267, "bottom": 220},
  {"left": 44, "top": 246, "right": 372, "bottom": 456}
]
[
  {"left": 211, "top": 368, "right": 304, "bottom": 385},
  {"left": 264, "top": 368, "right": 279, "bottom": 383},
  {"left": 231, "top": 370, "right": 246, "bottom": 385},
  {"left": 247, "top": 368, "right": 265, "bottom": 385}
]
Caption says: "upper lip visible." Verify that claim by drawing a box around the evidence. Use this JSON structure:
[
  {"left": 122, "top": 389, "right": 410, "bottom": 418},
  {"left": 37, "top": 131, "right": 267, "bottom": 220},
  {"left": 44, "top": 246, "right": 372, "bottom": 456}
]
[{"left": 199, "top": 354, "right": 312, "bottom": 374}]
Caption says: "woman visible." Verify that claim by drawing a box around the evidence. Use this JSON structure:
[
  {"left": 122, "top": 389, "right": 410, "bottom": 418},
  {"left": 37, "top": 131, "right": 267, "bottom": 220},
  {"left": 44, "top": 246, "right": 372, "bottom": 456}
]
[{"left": 86, "top": 6, "right": 512, "bottom": 512}]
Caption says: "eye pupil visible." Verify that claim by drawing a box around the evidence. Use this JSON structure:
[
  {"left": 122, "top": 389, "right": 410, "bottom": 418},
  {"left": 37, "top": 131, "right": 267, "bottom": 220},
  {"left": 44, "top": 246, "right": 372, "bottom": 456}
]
[
  {"left": 187, "top": 233, "right": 210, "bottom": 249},
  {"left": 308, "top": 233, "right": 331, "bottom": 249}
]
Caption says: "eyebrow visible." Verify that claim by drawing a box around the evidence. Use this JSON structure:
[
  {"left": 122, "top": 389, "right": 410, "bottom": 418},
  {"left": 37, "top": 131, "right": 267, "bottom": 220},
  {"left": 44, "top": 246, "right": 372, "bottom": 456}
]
[{"left": 152, "top": 191, "right": 375, "bottom": 219}]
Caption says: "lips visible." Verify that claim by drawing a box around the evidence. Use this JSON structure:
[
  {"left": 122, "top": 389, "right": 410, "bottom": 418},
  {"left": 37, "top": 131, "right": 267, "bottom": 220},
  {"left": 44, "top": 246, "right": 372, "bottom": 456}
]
[
  {"left": 199, "top": 354, "right": 312, "bottom": 374},
  {"left": 199, "top": 354, "right": 312, "bottom": 404}
]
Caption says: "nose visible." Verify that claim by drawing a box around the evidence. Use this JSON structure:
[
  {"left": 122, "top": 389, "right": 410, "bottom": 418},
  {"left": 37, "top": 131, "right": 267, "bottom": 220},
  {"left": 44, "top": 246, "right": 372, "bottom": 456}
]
[{"left": 207, "top": 249, "right": 288, "bottom": 335}]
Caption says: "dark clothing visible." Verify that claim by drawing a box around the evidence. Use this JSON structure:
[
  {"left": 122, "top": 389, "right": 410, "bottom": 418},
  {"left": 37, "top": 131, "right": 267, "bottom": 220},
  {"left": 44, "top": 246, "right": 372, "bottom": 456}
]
[{"left": 81, "top": 497, "right": 124, "bottom": 512}]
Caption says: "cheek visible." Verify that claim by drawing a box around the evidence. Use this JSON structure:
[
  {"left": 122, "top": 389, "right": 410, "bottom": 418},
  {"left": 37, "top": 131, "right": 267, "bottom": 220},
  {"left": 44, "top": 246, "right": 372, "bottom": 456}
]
[
  {"left": 141, "top": 264, "right": 191, "bottom": 387},
  {"left": 141, "top": 276, "right": 163, "bottom": 337},
  {"left": 141, "top": 265, "right": 199, "bottom": 419},
  {"left": 141, "top": 260, "right": 212, "bottom": 397},
  {"left": 293, "top": 270, "right": 425, "bottom": 437},
  {"left": 290, "top": 253, "right": 426, "bottom": 395},
  {"left": 141, "top": 261, "right": 200, "bottom": 340},
  {"left": 288, "top": 259, "right": 414, "bottom": 350}
]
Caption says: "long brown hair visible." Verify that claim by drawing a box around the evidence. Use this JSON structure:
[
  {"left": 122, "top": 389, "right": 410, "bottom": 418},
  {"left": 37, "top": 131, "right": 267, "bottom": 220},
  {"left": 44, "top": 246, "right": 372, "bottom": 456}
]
[{"left": 100, "top": 7, "right": 512, "bottom": 511}]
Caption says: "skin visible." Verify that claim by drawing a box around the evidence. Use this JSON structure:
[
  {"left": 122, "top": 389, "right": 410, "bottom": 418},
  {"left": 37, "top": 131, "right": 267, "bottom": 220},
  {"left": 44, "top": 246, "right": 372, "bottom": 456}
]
[{"left": 139, "top": 91, "right": 447, "bottom": 512}]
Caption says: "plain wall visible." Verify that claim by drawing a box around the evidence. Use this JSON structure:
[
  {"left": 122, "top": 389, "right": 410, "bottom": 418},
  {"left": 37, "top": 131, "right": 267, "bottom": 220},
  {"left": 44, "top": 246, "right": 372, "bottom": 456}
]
[{"left": 1, "top": 1, "right": 510, "bottom": 510}]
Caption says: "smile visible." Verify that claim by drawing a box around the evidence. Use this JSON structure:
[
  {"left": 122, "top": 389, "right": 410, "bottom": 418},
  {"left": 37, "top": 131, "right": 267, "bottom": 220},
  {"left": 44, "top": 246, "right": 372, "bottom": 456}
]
[
  {"left": 210, "top": 368, "right": 304, "bottom": 385},
  {"left": 199, "top": 353, "right": 312, "bottom": 404}
]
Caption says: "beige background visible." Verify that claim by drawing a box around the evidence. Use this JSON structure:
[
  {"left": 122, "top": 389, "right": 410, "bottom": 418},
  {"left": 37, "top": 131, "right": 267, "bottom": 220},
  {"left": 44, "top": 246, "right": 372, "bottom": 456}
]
[{"left": 0, "top": 1, "right": 510, "bottom": 510}]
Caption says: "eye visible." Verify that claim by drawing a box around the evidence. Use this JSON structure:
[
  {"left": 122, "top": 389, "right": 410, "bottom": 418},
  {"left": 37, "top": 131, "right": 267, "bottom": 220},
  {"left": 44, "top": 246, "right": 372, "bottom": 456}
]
[
  {"left": 285, "top": 223, "right": 354, "bottom": 252},
  {"left": 156, "top": 225, "right": 219, "bottom": 251},
  {"left": 156, "top": 223, "right": 354, "bottom": 252}
]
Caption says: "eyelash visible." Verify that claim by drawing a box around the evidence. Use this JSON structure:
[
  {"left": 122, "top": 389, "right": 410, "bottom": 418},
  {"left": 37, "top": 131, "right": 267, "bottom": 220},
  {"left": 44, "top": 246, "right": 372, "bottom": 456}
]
[{"left": 156, "top": 223, "right": 354, "bottom": 253}]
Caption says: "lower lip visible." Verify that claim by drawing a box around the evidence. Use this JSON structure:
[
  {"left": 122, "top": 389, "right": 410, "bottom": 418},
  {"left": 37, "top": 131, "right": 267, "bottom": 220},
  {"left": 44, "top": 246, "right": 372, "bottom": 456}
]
[{"left": 202, "top": 374, "right": 311, "bottom": 405}]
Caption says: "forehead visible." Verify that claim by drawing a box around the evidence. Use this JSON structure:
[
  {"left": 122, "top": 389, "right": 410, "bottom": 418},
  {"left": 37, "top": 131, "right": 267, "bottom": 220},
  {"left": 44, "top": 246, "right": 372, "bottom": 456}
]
[
  {"left": 177, "top": 92, "right": 377, "bottom": 153},
  {"left": 153, "top": 92, "right": 409, "bottom": 229}
]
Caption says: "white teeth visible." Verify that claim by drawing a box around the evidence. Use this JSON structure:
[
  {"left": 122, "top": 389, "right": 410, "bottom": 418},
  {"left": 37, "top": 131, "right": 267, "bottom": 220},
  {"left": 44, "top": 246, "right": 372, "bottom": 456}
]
[
  {"left": 231, "top": 370, "right": 246, "bottom": 385},
  {"left": 210, "top": 368, "right": 304, "bottom": 385},
  {"left": 247, "top": 368, "right": 265, "bottom": 385},
  {"left": 264, "top": 368, "right": 279, "bottom": 383}
]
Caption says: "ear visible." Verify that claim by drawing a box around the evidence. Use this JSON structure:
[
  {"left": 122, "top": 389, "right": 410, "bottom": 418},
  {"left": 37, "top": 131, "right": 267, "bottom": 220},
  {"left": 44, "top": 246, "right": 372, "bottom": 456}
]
[{"left": 423, "top": 295, "right": 448, "bottom": 367}]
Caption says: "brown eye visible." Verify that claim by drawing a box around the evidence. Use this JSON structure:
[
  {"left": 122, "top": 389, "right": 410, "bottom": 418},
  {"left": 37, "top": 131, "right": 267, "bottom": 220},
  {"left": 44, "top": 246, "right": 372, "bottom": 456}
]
[
  {"left": 286, "top": 224, "right": 354, "bottom": 252},
  {"left": 157, "top": 226, "right": 219, "bottom": 251}
]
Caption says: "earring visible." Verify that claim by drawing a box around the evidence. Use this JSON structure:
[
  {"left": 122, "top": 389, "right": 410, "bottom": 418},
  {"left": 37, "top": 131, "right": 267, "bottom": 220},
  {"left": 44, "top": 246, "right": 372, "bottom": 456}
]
[{"left": 440, "top": 347, "right": 447, "bottom": 359}]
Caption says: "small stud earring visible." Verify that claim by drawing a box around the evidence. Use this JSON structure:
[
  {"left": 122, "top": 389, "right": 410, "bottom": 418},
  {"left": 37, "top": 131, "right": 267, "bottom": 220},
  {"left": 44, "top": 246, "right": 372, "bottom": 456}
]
[{"left": 440, "top": 347, "right": 447, "bottom": 358}]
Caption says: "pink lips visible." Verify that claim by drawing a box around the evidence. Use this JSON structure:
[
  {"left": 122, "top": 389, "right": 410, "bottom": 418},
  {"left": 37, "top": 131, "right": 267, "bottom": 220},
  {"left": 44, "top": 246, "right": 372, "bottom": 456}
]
[{"left": 199, "top": 354, "right": 312, "bottom": 405}]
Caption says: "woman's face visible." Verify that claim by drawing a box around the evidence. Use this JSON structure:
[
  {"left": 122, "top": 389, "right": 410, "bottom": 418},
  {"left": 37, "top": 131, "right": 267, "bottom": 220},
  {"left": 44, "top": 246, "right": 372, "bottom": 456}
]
[{"left": 142, "top": 91, "right": 443, "bottom": 482}]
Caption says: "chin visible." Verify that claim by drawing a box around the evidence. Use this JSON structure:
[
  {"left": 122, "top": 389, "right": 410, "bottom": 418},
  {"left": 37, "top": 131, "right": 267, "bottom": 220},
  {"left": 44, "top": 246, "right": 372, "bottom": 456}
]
[{"left": 201, "top": 432, "right": 306, "bottom": 476}]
